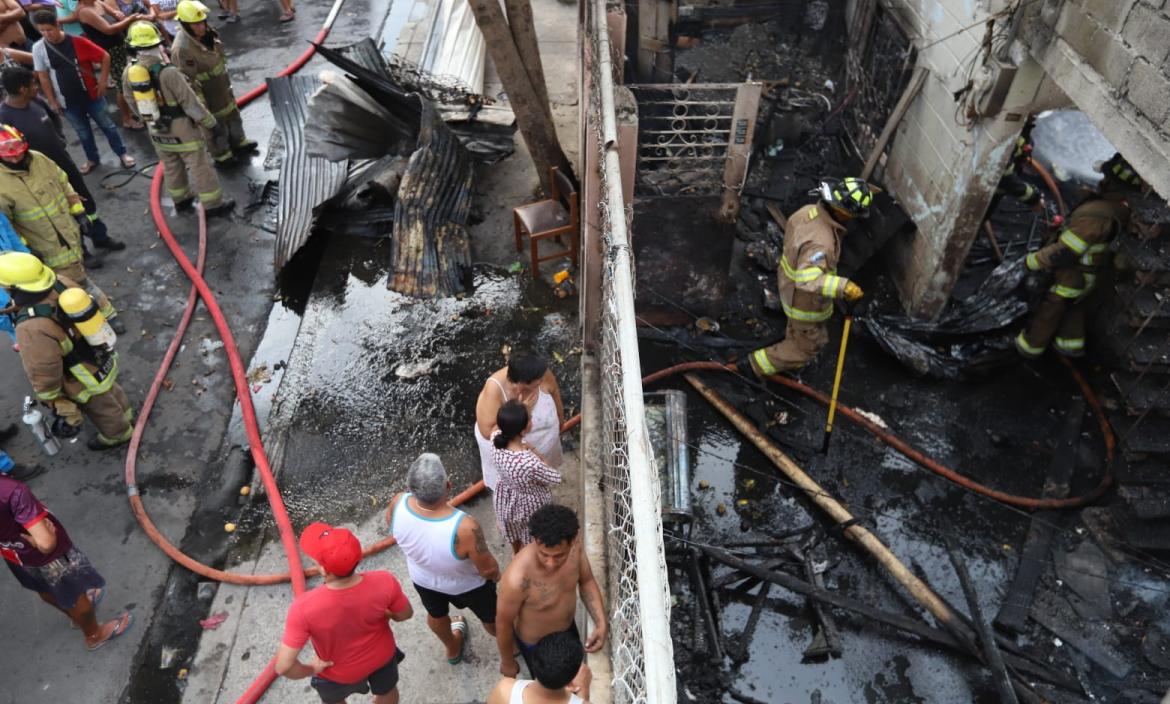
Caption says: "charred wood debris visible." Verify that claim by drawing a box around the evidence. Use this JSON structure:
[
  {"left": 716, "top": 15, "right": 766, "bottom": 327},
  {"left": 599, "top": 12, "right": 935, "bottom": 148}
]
[{"left": 645, "top": 3, "right": 1170, "bottom": 703}]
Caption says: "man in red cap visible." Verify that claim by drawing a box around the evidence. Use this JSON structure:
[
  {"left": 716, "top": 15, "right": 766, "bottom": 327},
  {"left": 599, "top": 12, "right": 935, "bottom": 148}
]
[{"left": 276, "top": 522, "right": 414, "bottom": 704}]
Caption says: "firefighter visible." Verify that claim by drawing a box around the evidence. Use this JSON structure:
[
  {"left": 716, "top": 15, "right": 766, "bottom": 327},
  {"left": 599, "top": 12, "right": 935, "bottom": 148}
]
[
  {"left": 741, "top": 177, "right": 871, "bottom": 378},
  {"left": 122, "top": 21, "right": 234, "bottom": 216},
  {"left": 170, "top": 0, "right": 257, "bottom": 167},
  {"left": 990, "top": 119, "right": 1044, "bottom": 216},
  {"left": 0, "top": 124, "right": 124, "bottom": 334},
  {"left": 1015, "top": 153, "right": 1143, "bottom": 359},
  {"left": 0, "top": 252, "right": 134, "bottom": 450}
]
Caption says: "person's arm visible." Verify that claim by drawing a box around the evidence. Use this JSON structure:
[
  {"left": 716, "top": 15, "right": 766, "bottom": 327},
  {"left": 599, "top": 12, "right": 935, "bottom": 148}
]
[
  {"left": 20, "top": 515, "right": 58, "bottom": 554},
  {"left": 96, "top": 49, "right": 110, "bottom": 98},
  {"left": 33, "top": 53, "right": 61, "bottom": 113},
  {"left": 385, "top": 492, "right": 402, "bottom": 528},
  {"left": 457, "top": 515, "right": 501, "bottom": 582},
  {"left": 542, "top": 369, "right": 564, "bottom": 425},
  {"left": 273, "top": 644, "right": 332, "bottom": 680},
  {"left": 98, "top": 0, "right": 123, "bottom": 18},
  {"left": 524, "top": 451, "right": 561, "bottom": 487},
  {"left": 0, "top": 0, "right": 26, "bottom": 25},
  {"left": 495, "top": 569, "right": 524, "bottom": 676},
  {"left": 382, "top": 573, "right": 414, "bottom": 622},
  {"left": 578, "top": 546, "right": 608, "bottom": 653},
  {"left": 475, "top": 379, "right": 502, "bottom": 439},
  {"left": 78, "top": 5, "right": 141, "bottom": 32},
  {"left": 1, "top": 46, "right": 32, "bottom": 65},
  {"left": 160, "top": 65, "right": 213, "bottom": 125}
]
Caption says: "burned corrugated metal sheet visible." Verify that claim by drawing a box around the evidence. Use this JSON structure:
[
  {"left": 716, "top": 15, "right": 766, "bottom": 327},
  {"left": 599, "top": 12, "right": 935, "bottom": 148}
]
[
  {"left": 389, "top": 101, "right": 474, "bottom": 297},
  {"left": 269, "top": 75, "right": 349, "bottom": 271}
]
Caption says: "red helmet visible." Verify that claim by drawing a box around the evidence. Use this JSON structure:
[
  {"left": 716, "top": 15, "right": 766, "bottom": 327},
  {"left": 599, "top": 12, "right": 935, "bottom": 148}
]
[{"left": 0, "top": 124, "right": 28, "bottom": 160}]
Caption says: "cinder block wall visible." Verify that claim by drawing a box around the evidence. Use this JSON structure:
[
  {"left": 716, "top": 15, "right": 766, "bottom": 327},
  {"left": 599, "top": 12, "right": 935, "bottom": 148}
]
[
  {"left": 1026, "top": 0, "right": 1170, "bottom": 202},
  {"left": 856, "top": 0, "right": 1027, "bottom": 319}
]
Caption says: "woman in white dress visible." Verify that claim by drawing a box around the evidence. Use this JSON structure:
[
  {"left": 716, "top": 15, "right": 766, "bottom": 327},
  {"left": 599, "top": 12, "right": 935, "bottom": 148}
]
[{"left": 474, "top": 351, "right": 564, "bottom": 492}]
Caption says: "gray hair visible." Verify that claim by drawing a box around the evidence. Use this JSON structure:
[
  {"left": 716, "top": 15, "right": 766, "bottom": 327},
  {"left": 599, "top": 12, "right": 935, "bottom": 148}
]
[{"left": 407, "top": 453, "right": 448, "bottom": 504}]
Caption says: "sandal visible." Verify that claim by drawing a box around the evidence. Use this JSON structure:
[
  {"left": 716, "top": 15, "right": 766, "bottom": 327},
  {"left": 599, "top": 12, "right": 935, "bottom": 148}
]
[
  {"left": 447, "top": 616, "right": 467, "bottom": 664},
  {"left": 120, "top": 154, "right": 136, "bottom": 168},
  {"left": 122, "top": 120, "right": 145, "bottom": 131},
  {"left": 86, "top": 611, "right": 133, "bottom": 651},
  {"left": 78, "top": 161, "right": 98, "bottom": 174},
  {"left": 278, "top": 10, "right": 294, "bottom": 21}
]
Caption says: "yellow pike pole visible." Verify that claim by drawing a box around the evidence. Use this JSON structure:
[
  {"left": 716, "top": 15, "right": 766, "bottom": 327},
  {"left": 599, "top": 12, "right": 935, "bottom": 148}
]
[{"left": 821, "top": 314, "right": 852, "bottom": 454}]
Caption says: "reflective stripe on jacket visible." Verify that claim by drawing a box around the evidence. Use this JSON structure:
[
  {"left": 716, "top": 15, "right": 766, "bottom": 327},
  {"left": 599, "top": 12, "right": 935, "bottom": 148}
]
[
  {"left": 0, "top": 151, "right": 82, "bottom": 269},
  {"left": 170, "top": 30, "right": 237, "bottom": 116},
  {"left": 778, "top": 203, "right": 850, "bottom": 323},
  {"left": 1027, "top": 192, "right": 1129, "bottom": 300}
]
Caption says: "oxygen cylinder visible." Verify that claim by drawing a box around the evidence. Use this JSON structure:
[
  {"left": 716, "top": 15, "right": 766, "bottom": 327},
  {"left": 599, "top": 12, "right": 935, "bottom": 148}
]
[
  {"left": 22, "top": 396, "right": 60, "bottom": 457},
  {"left": 128, "top": 63, "right": 159, "bottom": 124},
  {"left": 59, "top": 287, "right": 116, "bottom": 350}
]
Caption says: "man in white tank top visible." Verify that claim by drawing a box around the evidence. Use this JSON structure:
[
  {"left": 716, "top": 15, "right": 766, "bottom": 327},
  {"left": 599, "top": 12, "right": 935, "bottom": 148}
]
[
  {"left": 484, "top": 630, "right": 588, "bottom": 704},
  {"left": 388, "top": 453, "right": 501, "bottom": 665}
]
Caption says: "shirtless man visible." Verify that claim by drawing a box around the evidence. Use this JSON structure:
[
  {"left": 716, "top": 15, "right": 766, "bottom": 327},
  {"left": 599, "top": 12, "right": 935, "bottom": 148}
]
[
  {"left": 496, "top": 504, "right": 607, "bottom": 699},
  {"left": 0, "top": 0, "right": 26, "bottom": 49}
]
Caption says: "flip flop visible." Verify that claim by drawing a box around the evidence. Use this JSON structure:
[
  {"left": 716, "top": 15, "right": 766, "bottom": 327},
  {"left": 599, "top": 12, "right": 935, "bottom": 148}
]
[
  {"left": 120, "top": 154, "right": 136, "bottom": 168},
  {"left": 78, "top": 161, "right": 98, "bottom": 174},
  {"left": 86, "top": 611, "right": 132, "bottom": 651},
  {"left": 447, "top": 617, "right": 467, "bottom": 664}
]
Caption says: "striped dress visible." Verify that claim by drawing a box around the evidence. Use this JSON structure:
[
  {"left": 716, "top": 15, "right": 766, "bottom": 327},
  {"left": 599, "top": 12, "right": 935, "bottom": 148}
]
[{"left": 491, "top": 432, "right": 562, "bottom": 544}]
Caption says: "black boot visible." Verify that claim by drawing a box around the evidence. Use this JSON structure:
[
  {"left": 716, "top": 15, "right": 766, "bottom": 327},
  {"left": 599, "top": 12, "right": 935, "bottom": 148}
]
[
  {"left": 93, "top": 237, "right": 126, "bottom": 251},
  {"left": 0, "top": 423, "right": 17, "bottom": 442},
  {"left": 3, "top": 464, "right": 45, "bottom": 482},
  {"left": 108, "top": 316, "right": 127, "bottom": 335},
  {"left": 175, "top": 196, "right": 196, "bottom": 212},
  {"left": 51, "top": 416, "right": 81, "bottom": 439},
  {"left": 734, "top": 356, "right": 760, "bottom": 380},
  {"left": 83, "top": 247, "right": 103, "bottom": 269},
  {"left": 204, "top": 198, "right": 236, "bottom": 218},
  {"left": 87, "top": 434, "right": 128, "bottom": 451}
]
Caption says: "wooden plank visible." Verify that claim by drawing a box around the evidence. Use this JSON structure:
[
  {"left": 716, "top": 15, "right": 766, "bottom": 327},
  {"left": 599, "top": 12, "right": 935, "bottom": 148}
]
[
  {"left": 860, "top": 65, "right": 928, "bottom": 181},
  {"left": 637, "top": 0, "right": 673, "bottom": 82},
  {"left": 718, "top": 82, "right": 762, "bottom": 222},
  {"left": 764, "top": 202, "right": 786, "bottom": 233},
  {"left": 468, "top": 0, "right": 573, "bottom": 191},
  {"left": 993, "top": 400, "right": 1083, "bottom": 632}
]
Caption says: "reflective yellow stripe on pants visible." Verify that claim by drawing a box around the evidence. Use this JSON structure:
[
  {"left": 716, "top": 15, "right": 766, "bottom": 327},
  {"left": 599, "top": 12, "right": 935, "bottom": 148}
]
[{"left": 1015, "top": 331, "right": 1045, "bottom": 357}]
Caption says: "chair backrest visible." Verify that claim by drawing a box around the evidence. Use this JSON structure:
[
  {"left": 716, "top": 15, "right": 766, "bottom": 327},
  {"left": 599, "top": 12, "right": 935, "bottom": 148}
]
[{"left": 551, "top": 167, "right": 577, "bottom": 211}]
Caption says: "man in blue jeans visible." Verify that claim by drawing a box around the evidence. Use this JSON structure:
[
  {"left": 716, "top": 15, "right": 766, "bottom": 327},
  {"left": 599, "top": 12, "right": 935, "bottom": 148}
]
[{"left": 29, "top": 12, "right": 135, "bottom": 173}]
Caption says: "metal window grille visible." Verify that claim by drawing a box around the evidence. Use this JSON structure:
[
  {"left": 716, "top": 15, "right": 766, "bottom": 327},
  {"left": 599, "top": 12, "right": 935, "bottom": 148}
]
[{"left": 587, "top": 2, "right": 677, "bottom": 702}]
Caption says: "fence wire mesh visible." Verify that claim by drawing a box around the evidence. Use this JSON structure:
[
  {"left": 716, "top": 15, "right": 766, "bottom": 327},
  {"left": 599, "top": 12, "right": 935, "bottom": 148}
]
[{"left": 587, "top": 5, "right": 675, "bottom": 702}]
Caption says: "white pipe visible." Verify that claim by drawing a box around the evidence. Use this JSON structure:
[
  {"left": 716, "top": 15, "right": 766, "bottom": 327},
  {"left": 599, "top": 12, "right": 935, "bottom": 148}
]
[{"left": 591, "top": 1, "right": 677, "bottom": 702}]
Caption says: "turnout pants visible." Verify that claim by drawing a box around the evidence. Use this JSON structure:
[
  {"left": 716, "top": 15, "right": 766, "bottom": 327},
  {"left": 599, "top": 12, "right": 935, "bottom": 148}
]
[
  {"left": 1017, "top": 268, "right": 1091, "bottom": 358},
  {"left": 202, "top": 106, "right": 248, "bottom": 162},
  {"left": 157, "top": 145, "right": 223, "bottom": 206},
  {"left": 53, "top": 261, "right": 118, "bottom": 322},
  {"left": 751, "top": 319, "right": 830, "bottom": 376},
  {"left": 73, "top": 381, "right": 134, "bottom": 445}
]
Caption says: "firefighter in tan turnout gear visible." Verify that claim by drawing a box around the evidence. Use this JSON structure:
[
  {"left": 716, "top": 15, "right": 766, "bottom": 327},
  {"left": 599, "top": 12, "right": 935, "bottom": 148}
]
[
  {"left": 1015, "top": 153, "right": 1142, "bottom": 359},
  {"left": 743, "top": 177, "right": 872, "bottom": 378},
  {"left": 121, "top": 21, "right": 234, "bottom": 216},
  {"left": 0, "top": 252, "right": 134, "bottom": 450},
  {"left": 0, "top": 124, "right": 124, "bottom": 335},
  {"left": 170, "top": 0, "right": 257, "bottom": 167}
]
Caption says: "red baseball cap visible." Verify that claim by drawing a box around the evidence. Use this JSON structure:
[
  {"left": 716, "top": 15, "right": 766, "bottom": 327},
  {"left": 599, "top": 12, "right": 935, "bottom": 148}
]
[{"left": 299, "top": 522, "right": 362, "bottom": 576}]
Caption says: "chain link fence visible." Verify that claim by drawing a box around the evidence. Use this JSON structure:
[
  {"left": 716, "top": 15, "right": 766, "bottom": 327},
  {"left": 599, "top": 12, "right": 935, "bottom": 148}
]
[{"left": 587, "top": 2, "right": 676, "bottom": 702}]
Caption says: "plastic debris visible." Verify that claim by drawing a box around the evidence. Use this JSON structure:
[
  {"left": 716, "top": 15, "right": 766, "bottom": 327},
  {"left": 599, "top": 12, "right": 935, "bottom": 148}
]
[
  {"left": 507, "top": 261, "right": 524, "bottom": 274},
  {"left": 199, "top": 612, "right": 229, "bottom": 630},
  {"left": 224, "top": 523, "right": 237, "bottom": 533}
]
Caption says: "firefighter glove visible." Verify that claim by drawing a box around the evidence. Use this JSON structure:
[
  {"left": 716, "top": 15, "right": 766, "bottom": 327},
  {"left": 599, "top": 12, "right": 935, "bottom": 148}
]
[
  {"left": 843, "top": 281, "right": 864, "bottom": 301},
  {"left": 73, "top": 213, "right": 91, "bottom": 236},
  {"left": 201, "top": 116, "right": 217, "bottom": 129}
]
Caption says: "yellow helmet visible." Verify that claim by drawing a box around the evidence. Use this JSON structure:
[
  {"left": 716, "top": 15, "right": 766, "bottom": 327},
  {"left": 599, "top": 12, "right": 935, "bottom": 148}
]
[
  {"left": 0, "top": 251, "right": 57, "bottom": 292},
  {"left": 127, "top": 20, "right": 163, "bottom": 48},
  {"left": 176, "top": 0, "right": 209, "bottom": 23}
]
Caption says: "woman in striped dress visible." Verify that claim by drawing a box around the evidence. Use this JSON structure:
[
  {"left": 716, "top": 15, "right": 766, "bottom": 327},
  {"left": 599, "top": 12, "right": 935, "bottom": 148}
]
[{"left": 492, "top": 400, "right": 561, "bottom": 554}]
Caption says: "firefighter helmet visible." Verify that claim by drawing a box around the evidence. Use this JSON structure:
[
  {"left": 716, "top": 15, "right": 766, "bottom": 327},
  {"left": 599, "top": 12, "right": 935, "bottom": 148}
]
[
  {"left": 1102, "top": 153, "right": 1143, "bottom": 189},
  {"left": 818, "top": 177, "right": 873, "bottom": 219},
  {"left": 176, "top": 0, "right": 209, "bottom": 23},
  {"left": 0, "top": 252, "right": 57, "bottom": 293},
  {"left": 127, "top": 20, "right": 163, "bottom": 48},
  {"left": 0, "top": 124, "right": 29, "bottom": 160}
]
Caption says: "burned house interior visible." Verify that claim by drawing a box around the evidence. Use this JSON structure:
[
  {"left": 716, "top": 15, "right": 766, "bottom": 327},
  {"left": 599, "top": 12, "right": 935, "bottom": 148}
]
[{"left": 611, "top": 0, "right": 1170, "bottom": 702}]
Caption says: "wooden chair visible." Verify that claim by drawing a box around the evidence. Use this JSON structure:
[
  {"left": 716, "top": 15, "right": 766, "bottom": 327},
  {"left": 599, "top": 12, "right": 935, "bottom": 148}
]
[{"left": 513, "top": 167, "right": 578, "bottom": 280}]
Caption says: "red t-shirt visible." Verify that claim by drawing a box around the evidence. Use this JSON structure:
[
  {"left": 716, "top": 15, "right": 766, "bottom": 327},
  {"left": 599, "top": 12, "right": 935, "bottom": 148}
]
[{"left": 280, "top": 571, "right": 409, "bottom": 683}]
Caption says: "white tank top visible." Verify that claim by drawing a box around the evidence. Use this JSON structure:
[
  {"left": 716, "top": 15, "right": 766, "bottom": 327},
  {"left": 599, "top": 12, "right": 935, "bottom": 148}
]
[
  {"left": 389, "top": 494, "right": 486, "bottom": 595},
  {"left": 509, "top": 680, "right": 585, "bottom": 704},
  {"left": 476, "top": 378, "right": 564, "bottom": 491}
]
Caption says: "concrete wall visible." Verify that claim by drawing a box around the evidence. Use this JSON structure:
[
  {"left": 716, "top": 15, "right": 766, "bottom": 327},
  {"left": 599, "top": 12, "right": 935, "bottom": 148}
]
[
  {"left": 1025, "top": 0, "right": 1170, "bottom": 201},
  {"left": 856, "top": 0, "right": 1028, "bottom": 318}
]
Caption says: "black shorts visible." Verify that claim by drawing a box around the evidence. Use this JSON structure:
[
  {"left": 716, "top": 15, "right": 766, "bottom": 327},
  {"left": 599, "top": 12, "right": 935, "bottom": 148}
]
[
  {"left": 517, "top": 621, "right": 583, "bottom": 675},
  {"left": 414, "top": 580, "right": 497, "bottom": 624},
  {"left": 310, "top": 649, "right": 405, "bottom": 704},
  {"left": 5, "top": 547, "right": 105, "bottom": 610}
]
